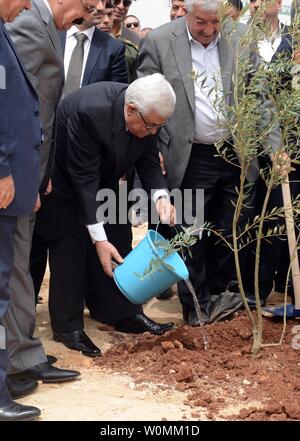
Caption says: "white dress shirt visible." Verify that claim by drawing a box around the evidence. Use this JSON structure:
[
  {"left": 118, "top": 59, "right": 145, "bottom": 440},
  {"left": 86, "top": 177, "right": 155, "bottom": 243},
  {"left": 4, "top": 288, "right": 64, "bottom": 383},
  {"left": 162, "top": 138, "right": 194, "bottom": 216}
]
[
  {"left": 64, "top": 26, "right": 95, "bottom": 85},
  {"left": 258, "top": 26, "right": 282, "bottom": 64},
  {"left": 187, "top": 27, "right": 230, "bottom": 145}
]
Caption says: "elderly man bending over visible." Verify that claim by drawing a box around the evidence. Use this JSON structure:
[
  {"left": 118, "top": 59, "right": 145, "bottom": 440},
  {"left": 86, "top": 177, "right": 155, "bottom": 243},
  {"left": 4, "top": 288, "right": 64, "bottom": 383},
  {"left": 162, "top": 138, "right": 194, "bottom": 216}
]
[{"left": 35, "top": 74, "right": 177, "bottom": 357}]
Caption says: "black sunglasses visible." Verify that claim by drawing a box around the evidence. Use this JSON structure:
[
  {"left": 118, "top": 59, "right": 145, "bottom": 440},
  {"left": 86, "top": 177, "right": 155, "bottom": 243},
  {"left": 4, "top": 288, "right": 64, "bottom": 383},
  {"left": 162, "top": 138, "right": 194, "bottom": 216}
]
[
  {"left": 113, "top": 0, "right": 132, "bottom": 7},
  {"left": 125, "top": 22, "right": 139, "bottom": 28}
]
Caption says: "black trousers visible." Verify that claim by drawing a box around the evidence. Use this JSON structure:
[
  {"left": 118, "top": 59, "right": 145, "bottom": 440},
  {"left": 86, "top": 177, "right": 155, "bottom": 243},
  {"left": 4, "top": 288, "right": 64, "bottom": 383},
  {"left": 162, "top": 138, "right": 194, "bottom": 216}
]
[
  {"left": 85, "top": 223, "right": 142, "bottom": 325},
  {"left": 47, "top": 222, "right": 141, "bottom": 333},
  {"left": 48, "top": 225, "right": 88, "bottom": 333},
  {"left": 177, "top": 143, "right": 255, "bottom": 312},
  {"left": 0, "top": 215, "right": 17, "bottom": 406},
  {"left": 245, "top": 160, "right": 300, "bottom": 300}
]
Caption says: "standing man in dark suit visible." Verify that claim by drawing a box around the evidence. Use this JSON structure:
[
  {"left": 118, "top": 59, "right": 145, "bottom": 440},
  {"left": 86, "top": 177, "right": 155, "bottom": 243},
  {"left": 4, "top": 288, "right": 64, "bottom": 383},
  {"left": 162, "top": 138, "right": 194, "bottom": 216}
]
[
  {"left": 0, "top": 0, "right": 42, "bottom": 421},
  {"left": 62, "top": 1, "right": 128, "bottom": 89},
  {"left": 36, "top": 74, "right": 176, "bottom": 356},
  {"left": 3, "top": 0, "right": 95, "bottom": 394},
  {"left": 31, "top": 0, "right": 128, "bottom": 304}
]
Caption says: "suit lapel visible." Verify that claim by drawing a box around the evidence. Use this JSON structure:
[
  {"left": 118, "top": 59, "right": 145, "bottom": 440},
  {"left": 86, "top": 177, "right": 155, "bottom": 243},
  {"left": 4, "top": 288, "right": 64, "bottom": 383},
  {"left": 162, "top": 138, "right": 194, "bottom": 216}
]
[
  {"left": 59, "top": 30, "right": 67, "bottom": 54},
  {"left": 82, "top": 30, "right": 105, "bottom": 86},
  {"left": 170, "top": 23, "right": 195, "bottom": 113},
  {"left": 218, "top": 34, "right": 234, "bottom": 105},
  {"left": 34, "top": 0, "right": 64, "bottom": 63},
  {"left": 1, "top": 21, "right": 37, "bottom": 94},
  {"left": 46, "top": 21, "right": 64, "bottom": 63}
]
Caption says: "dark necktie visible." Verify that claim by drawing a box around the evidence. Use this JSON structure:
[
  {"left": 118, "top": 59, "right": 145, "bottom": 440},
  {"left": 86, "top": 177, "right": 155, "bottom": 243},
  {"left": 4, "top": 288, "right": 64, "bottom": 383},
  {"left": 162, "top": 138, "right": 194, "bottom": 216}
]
[{"left": 63, "top": 33, "right": 87, "bottom": 97}]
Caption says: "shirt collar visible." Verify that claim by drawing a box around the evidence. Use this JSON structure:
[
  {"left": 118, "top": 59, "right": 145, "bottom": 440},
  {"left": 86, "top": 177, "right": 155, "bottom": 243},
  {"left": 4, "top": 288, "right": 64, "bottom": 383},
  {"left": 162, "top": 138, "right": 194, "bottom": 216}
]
[
  {"left": 42, "top": 0, "right": 53, "bottom": 17},
  {"left": 66, "top": 25, "right": 96, "bottom": 42},
  {"left": 270, "top": 23, "right": 282, "bottom": 42},
  {"left": 186, "top": 24, "right": 220, "bottom": 50}
]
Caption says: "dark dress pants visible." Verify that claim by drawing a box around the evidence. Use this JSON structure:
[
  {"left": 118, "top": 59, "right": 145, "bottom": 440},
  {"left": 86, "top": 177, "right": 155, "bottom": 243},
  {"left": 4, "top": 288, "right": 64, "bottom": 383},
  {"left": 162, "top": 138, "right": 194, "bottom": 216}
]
[
  {"left": 48, "top": 225, "right": 88, "bottom": 333},
  {"left": 177, "top": 143, "right": 255, "bottom": 313},
  {"left": 0, "top": 215, "right": 17, "bottom": 406},
  {"left": 85, "top": 222, "right": 142, "bottom": 325},
  {"left": 49, "top": 222, "right": 141, "bottom": 332}
]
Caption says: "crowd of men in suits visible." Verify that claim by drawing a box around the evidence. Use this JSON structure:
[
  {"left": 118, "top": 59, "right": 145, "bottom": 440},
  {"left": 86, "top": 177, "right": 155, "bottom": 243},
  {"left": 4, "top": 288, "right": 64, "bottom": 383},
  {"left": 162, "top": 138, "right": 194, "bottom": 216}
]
[{"left": 0, "top": 0, "right": 299, "bottom": 420}]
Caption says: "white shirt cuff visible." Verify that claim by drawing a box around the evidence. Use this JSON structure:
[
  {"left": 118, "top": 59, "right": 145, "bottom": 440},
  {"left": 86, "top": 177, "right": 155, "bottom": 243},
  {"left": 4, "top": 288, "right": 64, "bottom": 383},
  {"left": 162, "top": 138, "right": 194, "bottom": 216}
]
[
  {"left": 87, "top": 223, "right": 107, "bottom": 243},
  {"left": 152, "top": 189, "right": 169, "bottom": 204}
]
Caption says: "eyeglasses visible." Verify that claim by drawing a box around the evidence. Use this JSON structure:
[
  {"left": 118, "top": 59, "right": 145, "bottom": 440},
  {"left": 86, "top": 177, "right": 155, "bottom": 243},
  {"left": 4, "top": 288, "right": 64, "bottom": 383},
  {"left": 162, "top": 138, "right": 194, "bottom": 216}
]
[
  {"left": 139, "top": 112, "right": 168, "bottom": 131},
  {"left": 125, "top": 22, "right": 139, "bottom": 28},
  {"left": 113, "top": 0, "right": 132, "bottom": 8}
]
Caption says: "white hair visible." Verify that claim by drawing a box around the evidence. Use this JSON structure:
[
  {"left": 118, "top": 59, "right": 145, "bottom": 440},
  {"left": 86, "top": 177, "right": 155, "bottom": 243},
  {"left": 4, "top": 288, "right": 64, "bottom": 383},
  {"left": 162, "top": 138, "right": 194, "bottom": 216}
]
[
  {"left": 185, "top": 0, "right": 224, "bottom": 13},
  {"left": 125, "top": 73, "right": 176, "bottom": 119}
]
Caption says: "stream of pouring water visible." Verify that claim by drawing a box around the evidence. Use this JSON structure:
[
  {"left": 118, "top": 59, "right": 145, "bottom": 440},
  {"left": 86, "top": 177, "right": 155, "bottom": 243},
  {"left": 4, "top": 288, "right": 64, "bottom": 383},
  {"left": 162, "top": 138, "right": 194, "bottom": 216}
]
[
  {"left": 184, "top": 279, "right": 209, "bottom": 350},
  {"left": 154, "top": 223, "right": 209, "bottom": 349}
]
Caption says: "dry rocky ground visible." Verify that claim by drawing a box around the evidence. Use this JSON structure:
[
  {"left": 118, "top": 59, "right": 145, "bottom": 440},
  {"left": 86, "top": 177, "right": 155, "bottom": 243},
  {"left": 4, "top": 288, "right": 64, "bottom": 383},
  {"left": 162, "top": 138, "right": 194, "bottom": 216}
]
[{"left": 17, "top": 225, "right": 300, "bottom": 421}]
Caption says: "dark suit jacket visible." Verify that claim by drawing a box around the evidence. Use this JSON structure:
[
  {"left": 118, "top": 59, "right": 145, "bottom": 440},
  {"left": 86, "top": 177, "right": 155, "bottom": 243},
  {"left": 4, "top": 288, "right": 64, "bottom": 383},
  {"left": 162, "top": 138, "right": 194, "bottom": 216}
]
[
  {"left": 271, "top": 24, "right": 292, "bottom": 62},
  {"left": 6, "top": 0, "right": 65, "bottom": 195},
  {"left": 266, "top": 24, "right": 294, "bottom": 101},
  {"left": 36, "top": 82, "right": 167, "bottom": 240},
  {"left": 0, "top": 20, "right": 41, "bottom": 217},
  {"left": 272, "top": 34, "right": 293, "bottom": 62},
  {"left": 60, "top": 28, "right": 128, "bottom": 85}
]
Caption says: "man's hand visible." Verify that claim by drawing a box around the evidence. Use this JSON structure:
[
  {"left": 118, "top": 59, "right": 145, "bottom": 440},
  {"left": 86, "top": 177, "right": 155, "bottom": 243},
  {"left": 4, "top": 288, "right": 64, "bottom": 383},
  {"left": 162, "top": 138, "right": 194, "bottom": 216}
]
[
  {"left": 156, "top": 198, "right": 176, "bottom": 226},
  {"left": 95, "top": 240, "right": 124, "bottom": 277},
  {"left": 271, "top": 151, "right": 292, "bottom": 177},
  {"left": 44, "top": 179, "right": 52, "bottom": 196},
  {"left": 0, "top": 175, "right": 15, "bottom": 209},
  {"left": 33, "top": 194, "right": 41, "bottom": 213}
]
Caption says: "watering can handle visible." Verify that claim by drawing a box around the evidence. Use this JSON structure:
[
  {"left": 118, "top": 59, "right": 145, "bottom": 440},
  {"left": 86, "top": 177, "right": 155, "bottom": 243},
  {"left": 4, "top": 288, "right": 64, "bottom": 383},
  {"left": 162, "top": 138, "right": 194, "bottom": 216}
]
[{"left": 111, "top": 260, "right": 120, "bottom": 270}]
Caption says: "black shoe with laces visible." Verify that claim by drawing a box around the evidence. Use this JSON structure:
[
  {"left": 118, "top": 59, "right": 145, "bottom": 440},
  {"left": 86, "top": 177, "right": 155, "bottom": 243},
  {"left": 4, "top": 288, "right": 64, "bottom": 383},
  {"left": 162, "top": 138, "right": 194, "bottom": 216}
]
[{"left": 116, "top": 313, "right": 174, "bottom": 335}]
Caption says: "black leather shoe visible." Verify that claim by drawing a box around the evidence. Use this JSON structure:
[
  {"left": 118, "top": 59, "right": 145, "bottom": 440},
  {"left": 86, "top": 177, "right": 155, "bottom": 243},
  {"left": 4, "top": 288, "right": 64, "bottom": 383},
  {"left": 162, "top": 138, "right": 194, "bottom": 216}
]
[
  {"left": 156, "top": 288, "right": 173, "bottom": 300},
  {"left": 19, "top": 362, "right": 80, "bottom": 383},
  {"left": 116, "top": 313, "right": 174, "bottom": 335},
  {"left": 47, "top": 354, "right": 57, "bottom": 365},
  {"left": 0, "top": 402, "right": 41, "bottom": 421},
  {"left": 53, "top": 330, "right": 101, "bottom": 358},
  {"left": 7, "top": 375, "right": 38, "bottom": 399}
]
